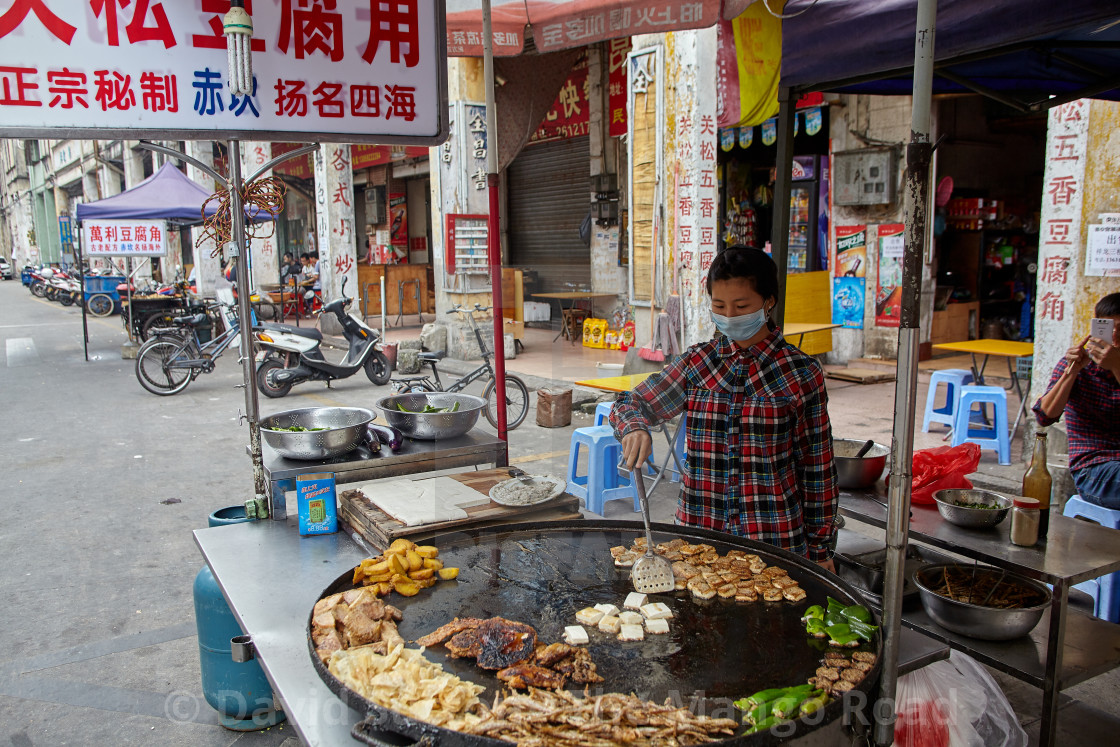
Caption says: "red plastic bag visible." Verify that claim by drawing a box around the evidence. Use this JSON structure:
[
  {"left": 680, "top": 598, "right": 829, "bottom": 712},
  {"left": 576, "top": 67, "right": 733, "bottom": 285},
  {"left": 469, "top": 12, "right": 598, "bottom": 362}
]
[{"left": 910, "top": 443, "right": 982, "bottom": 505}]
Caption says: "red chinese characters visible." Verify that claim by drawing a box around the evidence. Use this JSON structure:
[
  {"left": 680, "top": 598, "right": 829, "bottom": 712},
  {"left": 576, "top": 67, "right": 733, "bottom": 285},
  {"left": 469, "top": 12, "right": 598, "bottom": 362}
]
[
  {"left": 278, "top": 0, "right": 344, "bottom": 62},
  {"left": 1040, "top": 256, "right": 1069, "bottom": 285},
  {"left": 0, "top": 0, "right": 77, "bottom": 45},
  {"left": 362, "top": 0, "right": 419, "bottom": 67},
  {"left": 91, "top": 0, "right": 176, "bottom": 49},
  {"left": 273, "top": 78, "right": 415, "bottom": 122},
  {"left": 1047, "top": 175, "right": 1077, "bottom": 206},
  {"left": 1039, "top": 291, "right": 1065, "bottom": 322},
  {"left": 334, "top": 254, "right": 354, "bottom": 275}
]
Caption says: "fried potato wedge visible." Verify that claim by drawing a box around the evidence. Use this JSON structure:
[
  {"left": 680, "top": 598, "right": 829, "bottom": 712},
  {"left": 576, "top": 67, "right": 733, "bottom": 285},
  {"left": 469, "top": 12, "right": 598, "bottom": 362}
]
[
  {"left": 414, "top": 546, "right": 439, "bottom": 559},
  {"left": 438, "top": 567, "right": 460, "bottom": 580}
]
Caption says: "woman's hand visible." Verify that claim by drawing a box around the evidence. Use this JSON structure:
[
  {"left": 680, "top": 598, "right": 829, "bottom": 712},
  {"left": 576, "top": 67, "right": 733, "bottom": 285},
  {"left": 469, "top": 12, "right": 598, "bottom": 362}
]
[
  {"left": 1086, "top": 336, "right": 1120, "bottom": 378},
  {"left": 815, "top": 558, "right": 836, "bottom": 574},
  {"left": 620, "top": 430, "right": 653, "bottom": 471}
]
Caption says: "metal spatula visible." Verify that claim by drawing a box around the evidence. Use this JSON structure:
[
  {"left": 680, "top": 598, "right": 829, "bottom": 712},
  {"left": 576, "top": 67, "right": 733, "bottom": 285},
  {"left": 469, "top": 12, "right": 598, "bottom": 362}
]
[{"left": 623, "top": 463, "right": 675, "bottom": 594}]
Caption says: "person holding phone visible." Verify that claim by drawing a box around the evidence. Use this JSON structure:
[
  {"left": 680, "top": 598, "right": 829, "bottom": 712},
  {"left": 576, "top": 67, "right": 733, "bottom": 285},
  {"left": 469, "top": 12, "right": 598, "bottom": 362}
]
[
  {"left": 1033, "top": 292, "right": 1120, "bottom": 508},
  {"left": 610, "top": 246, "right": 839, "bottom": 571}
]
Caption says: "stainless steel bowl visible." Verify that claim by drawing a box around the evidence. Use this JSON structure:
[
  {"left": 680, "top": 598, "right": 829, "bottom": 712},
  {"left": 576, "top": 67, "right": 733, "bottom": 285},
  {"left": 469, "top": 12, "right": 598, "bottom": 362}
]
[
  {"left": 260, "top": 407, "right": 375, "bottom": 460},
  {"left": 834, "top": 439, "right": 889, "bottom": 488},
  {"left": 914, "top": 563, "right": 1050, "bottom": 641},
  {"left": 932, "top": 489, "right": 1012, "bottom": 528},
  {"left": 375, "top": 393, "right": 484, "bottom": 440}
]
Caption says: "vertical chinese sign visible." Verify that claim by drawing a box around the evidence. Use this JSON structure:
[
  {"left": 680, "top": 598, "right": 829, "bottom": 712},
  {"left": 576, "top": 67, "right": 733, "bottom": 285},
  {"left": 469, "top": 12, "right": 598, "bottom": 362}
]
[
  {"left": 1036, "top": 101, "right": 1089, "bottom": 372},
  {"left": 833, "top": 225, "right": 866, "bottom": 329},
  {"left": 0, "top": 0, "right": 448, "bottom": 144},
  {"left": 875, "top": 224, "right": 905, "bottom": 328}
]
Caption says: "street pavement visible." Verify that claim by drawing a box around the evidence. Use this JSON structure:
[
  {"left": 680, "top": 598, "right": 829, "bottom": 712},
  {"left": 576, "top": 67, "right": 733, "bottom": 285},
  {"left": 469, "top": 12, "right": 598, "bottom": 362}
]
[{"left": 1, "top": 279, "right": 1117, "bottom": 745}]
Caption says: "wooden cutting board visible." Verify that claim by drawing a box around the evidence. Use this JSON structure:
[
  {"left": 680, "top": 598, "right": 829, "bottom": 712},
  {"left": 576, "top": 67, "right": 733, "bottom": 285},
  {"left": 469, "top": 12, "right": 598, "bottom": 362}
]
[{"left": 340, "top": 468, "right": 583, "bottom": 550}]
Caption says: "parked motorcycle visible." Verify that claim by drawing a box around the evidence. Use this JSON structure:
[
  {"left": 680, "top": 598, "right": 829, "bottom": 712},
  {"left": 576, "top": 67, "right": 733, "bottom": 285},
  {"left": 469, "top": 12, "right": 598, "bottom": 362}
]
[{"left": 253, "top": 277, "right": 391, "bottom": 398}]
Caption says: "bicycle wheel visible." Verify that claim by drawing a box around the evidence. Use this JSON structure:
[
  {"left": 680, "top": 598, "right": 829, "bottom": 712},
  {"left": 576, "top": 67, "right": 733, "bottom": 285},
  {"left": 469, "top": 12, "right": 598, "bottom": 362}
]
[
  {"left": 364, "top": 351, "right": 392, "bottom": 386},
  {"left": 141, "top": 312, "right": 178, "bottom": 341},
  {"left": 483, "top": 374, "right": 530, "bottom": 430},
  {"left": 86, "top": 293, "right": 115, "bottom": 317},
  {"left": 135, "top": 337, "right": 194, "bottom": 395}
]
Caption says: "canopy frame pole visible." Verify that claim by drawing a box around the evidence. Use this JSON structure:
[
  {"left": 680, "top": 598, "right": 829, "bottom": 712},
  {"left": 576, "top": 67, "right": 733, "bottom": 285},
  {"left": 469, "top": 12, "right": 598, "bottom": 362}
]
[
  {"left": 874, "top": 0, "right": 937, "bottom": 744},
  {"left": 482, "top": 0, "right": 508, "bottom": 445},
  {"left": 770, "top": 86, "right": 796, "bottom": 324}
]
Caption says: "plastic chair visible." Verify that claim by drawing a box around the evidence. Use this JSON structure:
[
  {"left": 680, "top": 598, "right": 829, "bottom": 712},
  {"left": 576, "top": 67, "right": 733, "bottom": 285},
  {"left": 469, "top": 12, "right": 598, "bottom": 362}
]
[
  {"left": 594, "top": 401, "right": 614, "bottom": 426},
  {"left": 1063, "top": 496, "right": 1120, "bottom": 623},
  {"left": 565, "top": 425, "right": 641, "bottom": 515},
  {"left": 951, "top": 386, "right": 1010, "bottom": 465},
  {"left": 922, "top": 369, "right": 973, "bottom": 432}
]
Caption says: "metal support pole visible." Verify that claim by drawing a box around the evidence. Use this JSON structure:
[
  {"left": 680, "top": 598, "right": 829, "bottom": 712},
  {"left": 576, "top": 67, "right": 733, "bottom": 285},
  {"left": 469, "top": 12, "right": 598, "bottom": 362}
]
[
  {"left": 874, "top": 1, "right": 937, "bottom": 744},
  {"left": 380, "top": 274, "right": 387, "bottom": 340},
  {"left": 228, "top": 139, "right": 268, "bottom": 511},
  {"left": 770, "top": 87, "right": 796, "bottom": 326},
  {"left": 482, "top": 0, "right": 508, "bottom": 441},
  {"left": 78, "top": 239, "right": 89, "bottom": 361}
]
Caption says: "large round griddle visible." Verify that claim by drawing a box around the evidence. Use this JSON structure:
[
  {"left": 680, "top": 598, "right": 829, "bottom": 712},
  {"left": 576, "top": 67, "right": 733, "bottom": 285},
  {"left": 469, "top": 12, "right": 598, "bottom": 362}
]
[{"left": 309, "top": 520, "right": 882, "bottom": 746}]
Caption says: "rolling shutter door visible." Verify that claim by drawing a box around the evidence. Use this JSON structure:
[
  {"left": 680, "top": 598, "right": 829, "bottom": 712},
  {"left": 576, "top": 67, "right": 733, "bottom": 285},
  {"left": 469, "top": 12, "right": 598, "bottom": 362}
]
[{"left": 507, "top": 136, "right": 590, "bottom": 292}]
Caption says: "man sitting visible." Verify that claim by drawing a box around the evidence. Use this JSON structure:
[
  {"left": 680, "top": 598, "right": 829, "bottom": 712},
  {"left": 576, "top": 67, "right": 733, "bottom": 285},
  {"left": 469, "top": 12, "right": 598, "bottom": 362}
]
[{"left": 1033, "top": 292, "right": 1120, "bottom": 508}]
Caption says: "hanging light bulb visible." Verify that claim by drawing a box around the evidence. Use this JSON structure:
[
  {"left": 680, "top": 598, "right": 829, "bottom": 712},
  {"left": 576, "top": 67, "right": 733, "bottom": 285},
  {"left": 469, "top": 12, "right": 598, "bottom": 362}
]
[{"left": 223, "top": 1, "right": 254, "bottom": 96}]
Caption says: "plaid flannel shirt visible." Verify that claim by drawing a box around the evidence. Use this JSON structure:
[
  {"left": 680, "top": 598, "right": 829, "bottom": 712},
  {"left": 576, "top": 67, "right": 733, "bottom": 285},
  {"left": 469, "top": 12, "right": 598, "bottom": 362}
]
[
  {"left": 1033, "top": 358, "right": 1120, "bottom": 473},
  {"left": 609, "top": 329, "right": 838, "bottom": 562}
]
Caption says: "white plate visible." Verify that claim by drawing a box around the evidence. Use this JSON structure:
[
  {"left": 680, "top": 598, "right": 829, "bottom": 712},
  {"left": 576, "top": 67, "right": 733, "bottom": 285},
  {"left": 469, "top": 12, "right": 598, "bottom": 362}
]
[{"left": 489, "top": 475, "right": 567, "bottom": 507}]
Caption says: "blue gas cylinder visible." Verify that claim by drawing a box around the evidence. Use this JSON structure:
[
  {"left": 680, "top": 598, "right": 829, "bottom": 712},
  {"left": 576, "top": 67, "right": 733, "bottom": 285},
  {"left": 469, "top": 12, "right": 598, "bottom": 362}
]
[{"left": 194, "top": 506, "right": 285, "bottom": 730}]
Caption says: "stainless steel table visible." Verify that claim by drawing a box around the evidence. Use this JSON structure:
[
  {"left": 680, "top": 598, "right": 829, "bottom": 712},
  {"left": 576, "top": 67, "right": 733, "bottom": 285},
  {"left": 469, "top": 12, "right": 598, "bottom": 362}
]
[
  {"left": 839, "top": 489, "right": 1120, "bottom": 747},
  {"left": 260, "top": 432, "right": 508, "bottom": 521}
]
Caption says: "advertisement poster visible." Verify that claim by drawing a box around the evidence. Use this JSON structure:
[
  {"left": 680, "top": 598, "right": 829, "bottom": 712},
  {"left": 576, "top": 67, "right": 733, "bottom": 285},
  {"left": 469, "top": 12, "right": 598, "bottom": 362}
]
[
  {"left": 1085, "top": 224, "right": 1120, "bottom": 277},
  {"left": 389, "top": 193, "right": 409, "bottom": 263},
  {"left": 875, "top": 224, "right": 906, "bottom": 327},
  {"left": 833, "top": 277, "right": 865, "bottom": 329},
  {"left": 835, "top": 225, "right": 867, "bottom": 278}
]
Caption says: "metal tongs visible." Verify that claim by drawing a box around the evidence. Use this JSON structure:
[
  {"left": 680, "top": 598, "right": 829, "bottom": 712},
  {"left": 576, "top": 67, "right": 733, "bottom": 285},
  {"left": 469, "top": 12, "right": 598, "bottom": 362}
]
[{"left": 620, "top": 460, "right": 675, "bottom": 594}]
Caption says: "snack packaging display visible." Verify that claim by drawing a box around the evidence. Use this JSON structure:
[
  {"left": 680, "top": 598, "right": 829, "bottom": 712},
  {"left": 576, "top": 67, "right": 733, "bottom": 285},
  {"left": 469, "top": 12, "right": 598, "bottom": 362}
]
[{"left": 296, "top": 472, "right": 339, "bottom": 536}]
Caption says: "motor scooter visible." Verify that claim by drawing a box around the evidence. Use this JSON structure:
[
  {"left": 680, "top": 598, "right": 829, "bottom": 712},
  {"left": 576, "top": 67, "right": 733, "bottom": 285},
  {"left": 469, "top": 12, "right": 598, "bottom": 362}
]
[{"left": 253, "top": 277, "right": 391, "bottom": 397}]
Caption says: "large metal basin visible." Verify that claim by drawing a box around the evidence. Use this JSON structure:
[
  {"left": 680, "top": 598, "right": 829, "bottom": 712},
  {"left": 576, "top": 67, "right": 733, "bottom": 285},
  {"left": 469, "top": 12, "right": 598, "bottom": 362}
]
[
  {"left": 260, "top": 407, "right": 374, "bottom": 460},
  {"left": 310, "top": 520, "right": 882, "bottom": 746},
  {"left": 914, "top": 563, "right": 1050, "bottom": 641},
  {"left": 375, "top": 393, "right": 484, "bottom": 440},
  {"left": 834, "top": 439, "right": 889, "bottom": 489}
]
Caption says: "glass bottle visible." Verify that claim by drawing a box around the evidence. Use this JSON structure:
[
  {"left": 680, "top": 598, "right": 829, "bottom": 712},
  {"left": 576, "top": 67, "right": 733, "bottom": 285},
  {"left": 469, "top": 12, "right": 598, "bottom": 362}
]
[{"left": 1021, "top": 430, "right": 1053, "bottom": 538}]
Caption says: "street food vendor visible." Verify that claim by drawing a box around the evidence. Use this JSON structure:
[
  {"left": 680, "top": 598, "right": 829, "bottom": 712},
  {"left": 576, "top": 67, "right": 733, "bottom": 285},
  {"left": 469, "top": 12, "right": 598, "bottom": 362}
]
[
  {"left": 1033, "top": 292, "right": 1120, "bottom": 509},
  {"left": 610, "top": 245, "right": 839, "bottom": 572}
]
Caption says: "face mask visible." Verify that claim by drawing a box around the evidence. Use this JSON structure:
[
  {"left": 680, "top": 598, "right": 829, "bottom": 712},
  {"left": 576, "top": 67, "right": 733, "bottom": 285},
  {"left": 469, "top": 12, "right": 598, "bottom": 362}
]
[{"left": 711, "top": 307, "right": 769, "bottom": 341}]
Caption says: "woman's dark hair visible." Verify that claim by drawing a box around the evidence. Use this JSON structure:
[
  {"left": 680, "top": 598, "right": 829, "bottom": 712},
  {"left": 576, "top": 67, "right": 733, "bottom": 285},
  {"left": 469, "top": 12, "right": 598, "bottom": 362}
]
[
  {"left": 706, "top": 245, "right": 779, "bottom": 302},
  {"left": 1096, "top": 293, "right": 1120, "bottom": 318}
]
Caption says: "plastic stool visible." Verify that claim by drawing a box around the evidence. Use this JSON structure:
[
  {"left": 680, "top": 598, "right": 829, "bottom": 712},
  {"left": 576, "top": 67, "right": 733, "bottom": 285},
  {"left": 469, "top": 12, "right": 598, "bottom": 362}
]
[
  {"left": 922, "top": 369, "right": 973, "bottom": 432},
  {"left": 951, "top": 386, "right": 1010, "bottom": 465},
  {"left": 594, "top": 401, "right": 614, "bottom": 425},
  {"left": 1063, "top": 496, "right": 1120, "bottom": 622},
  {"left": 566, "top": 425, "right": 641, "bottom": 515}
]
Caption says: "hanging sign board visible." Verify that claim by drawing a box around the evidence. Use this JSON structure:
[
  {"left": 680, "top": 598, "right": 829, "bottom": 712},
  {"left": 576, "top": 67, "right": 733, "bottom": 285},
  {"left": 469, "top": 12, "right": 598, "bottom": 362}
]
[
  {"left": 81, "top": 220, "right": 168, "bottom": 257},
  {"left": 0, "top": 0, "right": 448, "bottom": 145}
]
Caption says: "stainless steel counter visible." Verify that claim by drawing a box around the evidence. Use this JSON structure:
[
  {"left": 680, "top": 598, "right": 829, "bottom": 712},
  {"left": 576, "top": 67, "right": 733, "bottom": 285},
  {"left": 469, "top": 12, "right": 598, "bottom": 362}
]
[{"left": 839, "top": 489, "right": 1120, "bottom": 747}]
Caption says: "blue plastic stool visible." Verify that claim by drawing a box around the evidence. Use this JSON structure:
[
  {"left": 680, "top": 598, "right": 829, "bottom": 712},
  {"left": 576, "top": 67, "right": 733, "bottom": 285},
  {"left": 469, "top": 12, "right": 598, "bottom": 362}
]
[
  {"left": 922, "top": 369, "right": 973, "bottom": 432},
  {"left": 1063, "top": 496, "right": 1120, "bottom": 623},
  {"left": 594, "top": 401, "right": 614, "bottom": 426},
  {"left": 566, "top": 425, "right": 641, "bottom": 515},
  {"left": 951, "top": 386, "right": 1010, "bottom": 465}
]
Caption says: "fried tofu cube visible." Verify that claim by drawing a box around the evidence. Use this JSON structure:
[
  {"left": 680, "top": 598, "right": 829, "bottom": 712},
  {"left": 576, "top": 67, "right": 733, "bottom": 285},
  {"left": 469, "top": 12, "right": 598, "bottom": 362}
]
[
  {"left": 562, "top": 625, "right": 589, "bottom": 645},
  {"left": 594, "top": 603, "right": 620, "bottom": 617},
  {"left": 575, "top": 607, "right": 605, "bottom": 626},
  {"left": 619, "top": 610, "right": 644, "bottom": 626},
  {"left": 623, "top": 592, "right": 647, "bottom": 610},
  {"left": 640, "top": 602, "right": 673, "bottom": 620},
  {"left": 618, "top": 624, "right": 645, "bottom": 642},
  {"left": 598, "top": 615, "right": 621, "bottom": 634},
  {"left": 645, "top": 618, "right": 670, "bottom": 635}
]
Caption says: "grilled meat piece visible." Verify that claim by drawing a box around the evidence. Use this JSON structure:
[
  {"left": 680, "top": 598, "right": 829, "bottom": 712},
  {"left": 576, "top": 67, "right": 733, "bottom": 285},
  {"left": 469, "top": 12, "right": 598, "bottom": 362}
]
[
  {"left": 533, "top": 642, "right": 576, "bottom": 668},
  {"left": 852, "top": 651, "right": 878, "bottom": 664},
  {"left": 342, "top": 609, "right": 383, "bottom": 648},
  {"left": 475, "top": 618, "right": 537, "bottom": 669},
  {"left": 381, "top": 619, "right": 404, "bottom": 651},
  {"left": 312, "top": 627, "right": 343, "bottom": 662},
  {"left": 496, "top": 664, "right": 568, "bottom": 690},
  {"left": 446, "top": 628, "right": 484, "bottom": 659},
  {"left": 384, "top": 604, "right": 404, "bottom": 622},
  {"left": 550, "top": 646, "right": 603, "bottom": 683},
  {"left": 415, "top": 617, "right": 485, "bottom": 648}
]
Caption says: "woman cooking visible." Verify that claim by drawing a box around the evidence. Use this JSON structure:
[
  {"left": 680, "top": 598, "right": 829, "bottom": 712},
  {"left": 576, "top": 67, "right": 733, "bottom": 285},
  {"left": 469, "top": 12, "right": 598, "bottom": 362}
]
[{"left": 610, "top": 245, "right": 839, "bottom": 572}]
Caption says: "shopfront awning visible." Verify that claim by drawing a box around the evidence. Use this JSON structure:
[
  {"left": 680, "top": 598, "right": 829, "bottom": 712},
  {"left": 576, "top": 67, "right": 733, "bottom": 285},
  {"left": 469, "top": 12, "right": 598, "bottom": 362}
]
[{"left": 780, "top": 0, "right": 1120, "bottom": 108}]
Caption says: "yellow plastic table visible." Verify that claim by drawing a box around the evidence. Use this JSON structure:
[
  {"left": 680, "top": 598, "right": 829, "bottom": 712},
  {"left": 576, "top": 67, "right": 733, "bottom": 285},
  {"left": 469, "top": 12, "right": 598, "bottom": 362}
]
[
  {"left": 932, "top": 339, "right": 1035, "bottom": 438},
  {"left": 784, "top": 322, "right": 841, "bottom": 348}
]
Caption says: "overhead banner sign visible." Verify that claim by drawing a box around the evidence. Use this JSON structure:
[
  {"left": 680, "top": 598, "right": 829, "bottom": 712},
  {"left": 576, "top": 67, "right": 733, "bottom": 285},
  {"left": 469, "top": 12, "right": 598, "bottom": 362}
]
[
  {"left": 0, "top": 0, "right": 449, "bottom": 145},
  {"left": 81, "top": 220, "right": 168, "bottom": 257}
]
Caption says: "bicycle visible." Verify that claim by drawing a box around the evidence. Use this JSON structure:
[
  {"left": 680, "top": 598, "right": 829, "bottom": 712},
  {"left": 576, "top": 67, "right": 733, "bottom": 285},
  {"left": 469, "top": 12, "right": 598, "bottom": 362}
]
[
  {"left": 391, "top": 304, "right": 530, "bottom": 430},
  {"left": 134, "top": 300, "right": 253, "bottom": 396}
]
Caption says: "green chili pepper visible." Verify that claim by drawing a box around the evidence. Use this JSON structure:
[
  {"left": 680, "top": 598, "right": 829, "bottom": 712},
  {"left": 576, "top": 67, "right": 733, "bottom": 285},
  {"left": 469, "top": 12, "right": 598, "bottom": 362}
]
[
  {"left": 449, "top": 401, "right": 460, "bottom": 412},
  {"left": 772, "top": 691, "right": 815, "bottom": 720},
  {"left": 801, "top": 604, "right": 825, "bottom": 621},
  {"left": 805, "top": 618, "right": 828, "bottom": 637},
  {"left": 825, "top": 623, "right": 851, "bottom": 639},
  {"left": 848, "top": 619, "right": 879, "bottom": 641},
  {"left": 799, "top": 695, "right": 830, "bottom": 717},
  {"left": 735, "top": 689, "right": 786, "bottom": 712},
  {"left": 827, "top": 597, "right": 847, "bottom": 615},
  {"left": 843, "top": 604, "right": 872, "bottom": 623},
  {"left": 829, "top": 632, "right": 862, "bottom": 646},
  {"left": 744, "top": 715, "right": 784, "bottom": 735},
  {"left": 745, "top": 698, "right": 781, "bottom": 726},
  {"left": 396, "top": 403, "right": 412, "bottom": 412},
  {"left": 824, "top": 611, "right": 847, "bottom": 627}
]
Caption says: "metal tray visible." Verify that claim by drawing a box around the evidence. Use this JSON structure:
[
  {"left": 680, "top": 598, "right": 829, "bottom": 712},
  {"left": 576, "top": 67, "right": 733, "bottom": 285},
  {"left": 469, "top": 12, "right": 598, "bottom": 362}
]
[
  {"left": 308, "top": 520, "right": 882, "bottom": 746},
  {"left": 834, "top": 544, "right": 953, "bottom": 608}
]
